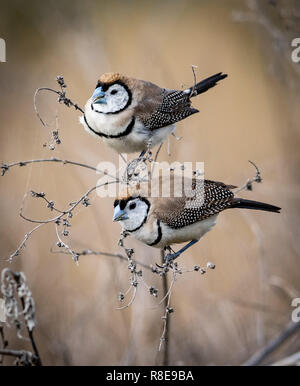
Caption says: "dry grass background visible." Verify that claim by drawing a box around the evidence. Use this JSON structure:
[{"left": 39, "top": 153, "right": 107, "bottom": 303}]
[{"left": 0, "top": 0, "right": 300, "bottom": 365}]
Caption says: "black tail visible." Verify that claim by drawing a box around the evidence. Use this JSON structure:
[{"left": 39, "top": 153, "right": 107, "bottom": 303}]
[
  {"left": 232, "top": 198, "right": 281, "bottom": 213},
  {"left": 188, "top": 72, "right": 228, "bottom": 97}
]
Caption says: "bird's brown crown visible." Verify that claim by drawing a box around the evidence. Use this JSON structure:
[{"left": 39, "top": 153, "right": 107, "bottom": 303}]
[
  {"left": 98, "top": 72, "right": 124, "bottom": 85},
  {"left": 116, "top": 182, "right": 145, "bottom": 202}
]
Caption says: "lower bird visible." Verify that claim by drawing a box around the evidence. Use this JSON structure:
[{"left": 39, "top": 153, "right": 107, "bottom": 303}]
[
  {"left": 112, "top": 176, "right": 281, "bottom": 263},
  {"left": 80, "top": 71, "right": 227, "bottom": 155}
]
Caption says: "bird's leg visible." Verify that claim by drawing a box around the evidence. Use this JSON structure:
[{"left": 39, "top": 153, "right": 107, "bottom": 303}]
[
  {"left": 145, "top": 139, "right": 153, "bottom": 160},
  {"left": 137, "top": 150, "right": 146, "bottom": 160},
  {"left": 155, "top": 246, "right": 175, "bottom": 269},
  {"left": 164, "top": 245, "right": 175, "bottom": 254},
  {"left": 164, "top": 239, "right": 199, "bottom": 264}
]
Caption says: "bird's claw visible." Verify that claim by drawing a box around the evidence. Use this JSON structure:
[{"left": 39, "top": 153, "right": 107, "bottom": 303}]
[{"left": 164, "top": 253, "right": 178, "bottom": 264}]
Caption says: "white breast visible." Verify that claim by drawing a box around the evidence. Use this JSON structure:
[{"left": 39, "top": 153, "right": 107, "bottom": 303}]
[
  {"left": 80, "top": 99, "right": 176, "bottom": 153},
  {"left": 132, "top": 215, "right": 218, "bottom": 249},
  {"left": 82, "top": 99, "right": 130, "bottom": 136},
  {"left": 159, "top": 215, "right": 218, "bottom": 247}
]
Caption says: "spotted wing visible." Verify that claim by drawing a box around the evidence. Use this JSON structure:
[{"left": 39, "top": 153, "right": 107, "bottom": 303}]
[
  {"left": 141, "top": 89, "right": 198, "bottom": 131},
  {"left": 153, "top": 179, "right": 235, "bottom": 229}
]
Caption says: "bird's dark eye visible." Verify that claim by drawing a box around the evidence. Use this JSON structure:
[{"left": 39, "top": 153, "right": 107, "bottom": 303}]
[
  {"left": 129, "top": 203, "right": 136, "bottom": 210},
  {"left": 110, "top": 89, "right": 118, "bottom": 95}
]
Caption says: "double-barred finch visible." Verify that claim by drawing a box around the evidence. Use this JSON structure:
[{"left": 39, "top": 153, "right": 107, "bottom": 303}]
[
  {"left": 113, "top": 176, "right": 281, "bottom": 263},
  {"left": 80, "top": 71, "right": 227, "bottom": 154}
]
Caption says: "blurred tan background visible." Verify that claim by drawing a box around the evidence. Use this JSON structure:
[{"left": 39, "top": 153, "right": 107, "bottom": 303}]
[{"left": 0, "top": 0, "right": 300, "bottom": 365}]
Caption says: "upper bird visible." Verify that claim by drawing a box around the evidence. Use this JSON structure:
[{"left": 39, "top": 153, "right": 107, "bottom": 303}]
[
  {"left": 113, "top": 175, "right": 280, "bottom": 263},
  {"left": 80, "top": 72, "right": 227, "bottom": 155}
]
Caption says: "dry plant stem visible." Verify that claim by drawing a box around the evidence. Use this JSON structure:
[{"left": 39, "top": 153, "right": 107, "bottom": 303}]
[
  {"left": 190, "top": 65, "right": 198, "bottom": 97},
  {"left": 11, "top": 270, "right": 42, "bottom": 365},
  {"left": 34, "top": 85, "right": 84, "bottom": 128},
  {"left": 20, "top": 181, "right": 117, "bottom": 224},
  {"left": 0, "top": 348, "right": 39, "bottom": 366},
  {"left": 158, "top": 269, "right": 176, "bottom": 306},
  {"left": 116, "top": 281, "right": 137, "bottom": 310},
  {"left": 234, "top": 160, "right": 262, "bottom": 194},
  {"left": 1, "top": 269, "right": 42, "bottom": 366},
  {"left": 55, "top": 225, "right": 78, "bottom": 263},
  {"left": 271, "top": 351, "right": 300, "bottom": 366},
  {"left": 160, "top": 249, "right": 170, "bottom": 365},
  {"left": 0, "top": 326, "right": 8, "bottom": 365},
  {"left": 50, "top": 248, "right": 152, "bottom": 271},
  {"left": 243, "top": 320, "right": 300, "bottom": 366},
  {"left": 0, "top": 348, "right": 33, "bottom": 358},
  {"left": 7, "top": 224, "right": 44, "bottom": 262},
  {"left": 6, "top": 181, "right": 117, "bottom": 262},
  {"left": 19, "top": 295, "right": 42, "bottom": 366},
  {"left": 1, "top": 157, "right": 119, "bottom": 181}
]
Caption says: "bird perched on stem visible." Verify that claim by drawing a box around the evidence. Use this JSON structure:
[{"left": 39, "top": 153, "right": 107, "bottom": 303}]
[
  {"left": 112, "top": 175, "right": 280, "bottom": 263},
  {"left": 80, "top": 71, "right": 227, "bottom": 155}
]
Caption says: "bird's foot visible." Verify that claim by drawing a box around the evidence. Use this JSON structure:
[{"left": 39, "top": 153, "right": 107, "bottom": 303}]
[
  {"left": 164, "top": 252, "right": 180, "bottom": 265},
  {"left": 137, "top": 150, "right": 146, "bottom": 161}
]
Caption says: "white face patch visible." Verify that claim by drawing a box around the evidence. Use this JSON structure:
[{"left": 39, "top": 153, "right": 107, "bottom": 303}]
[
  {"left": 119, "top": 198, "right": 149, "bottom": 232},
  {"left": 93, "top": 84, "right": 130, "bottom": 114}
]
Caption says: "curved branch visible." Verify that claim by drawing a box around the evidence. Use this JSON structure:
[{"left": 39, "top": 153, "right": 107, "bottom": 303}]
[
  {"left": 243, "top": 321, "right": 300, "bottom": 366},
  {"left": 1, "top": 158, "right": 119, "bottom": 181}
]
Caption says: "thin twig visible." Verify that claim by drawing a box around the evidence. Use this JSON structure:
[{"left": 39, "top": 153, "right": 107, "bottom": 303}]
[
  {"left": 19, "top": 181, "right": 117, "bottom": 225},
  {"left": 0, "top": 348, "right": 33, "bottom": 357},
  {"left": 0, "top": 326, "right": 8, "bottom": 365},
  {"left": 50, "top": 248, "right": 152, "bottom": 271},
  {"left": 234, "top": 160, "right": 262, "bottom": 194},
  {"left": 271, "top": 351, "right": 300, "bottom": 366},
  {"left": 190, "top": 65, "right": 198, "bottom": 97},
  {"left": 0, "top": 348, "right": 39, "bottom": 366},
  {"left": 34, "top": 76, "right": 84, "bottom": 128},
  {"left": 5, "top": 181, "right": 117, "bottom": 262},
  {"left": 116, "top": 284, "right": 137, "bottom": 311},
  {"left": 243, "top": 320, "right": 300, "bottom": 366},
  {"left": 5, "top": 224, "right": 44, "bottom": 262},
  {"left": 55, "top": 225, "right": 79, "bottom": 264},
  {"left": 1, "top": 157, "right": 119, "bottom": 181},
  {"left": 159, "top": 249, "right": 173, "bottom": 365}
]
